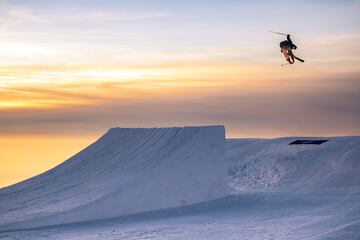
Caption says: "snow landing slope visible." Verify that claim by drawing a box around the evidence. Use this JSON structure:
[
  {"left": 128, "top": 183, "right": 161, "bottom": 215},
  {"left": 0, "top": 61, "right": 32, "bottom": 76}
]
[
  {"left": 227, "top": 137, "right": 360, "bottom": 197},
  {"left": 227, "top": 137, "right": 360, "bottom": 239},
  {"left": 0, "top": 126, "right": 228, "bottom": 231}
]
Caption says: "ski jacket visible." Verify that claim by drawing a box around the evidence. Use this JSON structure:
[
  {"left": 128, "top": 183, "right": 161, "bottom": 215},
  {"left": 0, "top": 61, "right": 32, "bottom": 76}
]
[{"left": 280, "top": 35, "right": 297, "bottom": 50}]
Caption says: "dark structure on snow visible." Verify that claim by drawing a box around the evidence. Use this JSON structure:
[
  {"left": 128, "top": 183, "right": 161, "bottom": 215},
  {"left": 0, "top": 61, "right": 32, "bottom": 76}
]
[{"left": 289, "top": 140, "right": 329, "bottom": 145}]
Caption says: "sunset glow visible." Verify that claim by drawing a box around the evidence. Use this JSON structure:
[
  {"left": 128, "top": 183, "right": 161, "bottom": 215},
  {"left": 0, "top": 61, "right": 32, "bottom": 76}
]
[{"left": 1, "top": 0, "right": 359, "bottom": 187}]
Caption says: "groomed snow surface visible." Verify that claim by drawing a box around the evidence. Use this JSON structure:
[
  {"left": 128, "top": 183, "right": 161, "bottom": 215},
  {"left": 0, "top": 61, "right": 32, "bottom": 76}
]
[
  {"left": 0, "top": 126, "right": 228, "bottom": 231},
  {"left": 1, "top": 126, "right": 360, "bottom": 240}
]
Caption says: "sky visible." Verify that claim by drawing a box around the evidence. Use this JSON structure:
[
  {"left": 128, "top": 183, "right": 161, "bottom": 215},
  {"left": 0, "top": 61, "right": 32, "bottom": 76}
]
[{"left": 1, "top": 0, "right": 360, "bottom": 187}]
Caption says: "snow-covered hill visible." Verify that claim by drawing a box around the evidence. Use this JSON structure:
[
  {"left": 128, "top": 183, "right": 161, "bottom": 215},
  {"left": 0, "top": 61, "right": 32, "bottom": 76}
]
[
  {"left": 227, "top": 137, "right": 360, "bottom": 198},
  {"left": 0, "top": 126, "right": 228, "bottom": 231},
  {"left": 227, "top": 137, "right": 360, "bottom": 239},
  {"left": 0, "top": 132, "right": 359, "bottom": 239}
]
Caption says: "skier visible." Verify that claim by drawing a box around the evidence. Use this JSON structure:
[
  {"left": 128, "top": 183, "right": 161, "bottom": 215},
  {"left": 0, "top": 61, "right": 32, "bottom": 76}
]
[
  {"left": 280, "top": 34, "right": 298, "bottom": 64},
  {"left": 269, "top": 31, "right": 305, "bottom": 65}
]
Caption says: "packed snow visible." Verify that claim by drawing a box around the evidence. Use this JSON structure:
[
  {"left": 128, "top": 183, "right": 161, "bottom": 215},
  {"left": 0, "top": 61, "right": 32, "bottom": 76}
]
[
  {"left": 0, "top": 126, "right": 228, "bottom": 231},
  {"left": 1, "top": 128, "right": 359, "bottom": 240}
]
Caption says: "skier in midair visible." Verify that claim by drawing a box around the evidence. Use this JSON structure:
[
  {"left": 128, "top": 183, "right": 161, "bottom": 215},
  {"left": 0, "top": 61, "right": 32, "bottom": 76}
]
[{"left": 280, "top": 34, "right": 298, "bottom": 64}]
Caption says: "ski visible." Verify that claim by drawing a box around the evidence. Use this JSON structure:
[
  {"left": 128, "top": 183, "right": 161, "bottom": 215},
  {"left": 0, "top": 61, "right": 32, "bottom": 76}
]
[
  {"left": 269, "top": 30, "right": 288, "bottom": 36},
  {"left": 294, "top": 56, "right": 305, "bottom": 62}
]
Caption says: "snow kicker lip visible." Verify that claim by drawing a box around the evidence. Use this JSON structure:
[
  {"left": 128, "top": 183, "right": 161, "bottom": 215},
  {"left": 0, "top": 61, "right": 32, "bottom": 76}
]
[{"left": 0, "top": 125, "right": 228, "bottom": 231}]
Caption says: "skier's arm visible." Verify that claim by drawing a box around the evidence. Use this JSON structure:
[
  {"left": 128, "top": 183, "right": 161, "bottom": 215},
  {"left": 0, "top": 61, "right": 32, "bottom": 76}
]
[{"left": 287, "top": 34, "right": 292, "bottom": 44}]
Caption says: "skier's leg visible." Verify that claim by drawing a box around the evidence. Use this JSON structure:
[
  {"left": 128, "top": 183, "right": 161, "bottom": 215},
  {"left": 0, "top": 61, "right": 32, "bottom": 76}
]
[
  {"left": 281, "top": 48, "right": 289, "bottom": 62},
  {"left": 289, "top": 56, "right": 295, "bottom": 64},
  {"left": 288, "top": 51, "right": 295, "bottom": 64}
]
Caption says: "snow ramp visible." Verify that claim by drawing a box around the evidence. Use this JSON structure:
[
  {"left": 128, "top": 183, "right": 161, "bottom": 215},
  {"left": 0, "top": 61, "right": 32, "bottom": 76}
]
[{"left": 0, "top": 126, "right": 228, "bottom": 231}]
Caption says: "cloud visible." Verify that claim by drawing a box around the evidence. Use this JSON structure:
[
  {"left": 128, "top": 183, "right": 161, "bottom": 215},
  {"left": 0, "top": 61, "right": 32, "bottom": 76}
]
[
  {"left": 0, "top": 4, "right": 48, "bottom": 25},
  {"left": 1, "top": 71, "right": 359, "bottom": 137},
  {"left": 0, "top": 3, "right": 172, "bottom": 27},
  {"left": 0, "top": 1, "right": 359, "bottom": 137}
]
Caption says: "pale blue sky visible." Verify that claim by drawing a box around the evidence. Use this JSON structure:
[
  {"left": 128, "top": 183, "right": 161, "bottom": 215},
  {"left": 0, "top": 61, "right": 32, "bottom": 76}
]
[{"left": 1, "top": 0, "right": 359, "bottom": 64}]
